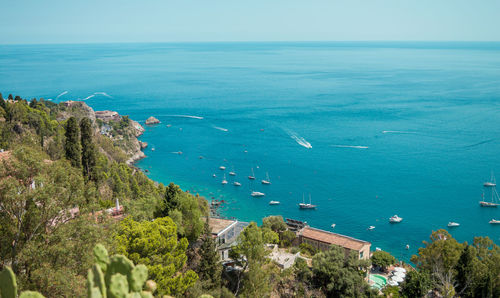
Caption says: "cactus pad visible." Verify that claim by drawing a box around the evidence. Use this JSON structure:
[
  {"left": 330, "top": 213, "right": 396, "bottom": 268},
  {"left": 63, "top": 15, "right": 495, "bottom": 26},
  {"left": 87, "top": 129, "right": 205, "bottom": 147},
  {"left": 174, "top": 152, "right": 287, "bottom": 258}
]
[
  {"left": 93, "top": 244, "right": 110, "bottom": 272},
  {"left": 129, "top": 265, "right": 148, "bottom": 292},
  {"left": 0, "top": 266, "right": 18, "bottom": 298},
  {"left": 108, "top": 274, "right": 129, "bottom": 298}
]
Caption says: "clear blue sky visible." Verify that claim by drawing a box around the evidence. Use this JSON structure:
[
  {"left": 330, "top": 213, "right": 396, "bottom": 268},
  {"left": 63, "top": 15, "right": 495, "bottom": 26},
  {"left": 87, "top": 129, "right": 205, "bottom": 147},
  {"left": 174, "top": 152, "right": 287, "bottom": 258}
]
[{"left": 1, "top": 0, "right": 499, "bottom": 44}]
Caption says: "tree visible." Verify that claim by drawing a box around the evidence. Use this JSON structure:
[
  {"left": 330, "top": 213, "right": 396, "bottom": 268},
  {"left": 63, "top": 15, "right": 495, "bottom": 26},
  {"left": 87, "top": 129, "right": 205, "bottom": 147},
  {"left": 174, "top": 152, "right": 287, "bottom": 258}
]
[
  {"left": 371, "top": 250, "right": 396, "bottom": 271},
  {"left": 455, "top": 245, "right": 477, "bottom": 296},
  {"left": 261, "top": 215, "right": 287, "bottom": 233},
  {"left": 115, "top": 216, "right": 198, "bottom": 296},
  {"left": 197, "top": 219, "right": 222, "bottom": 291},
  {"left": 156, "top": 182, "right": 182, "bottom": 217},
  {"left": 311, "top": 245, "right": 372, "bottom": 297},
  {"left": 400, "top": 270, "right": 431, "bottom": 298},
  {"left": 80, "top": 117, "right": 97, "bottom": 181},
  {"left": 64, "top": 116, "right": 81, "bottom": 168},
  {"left": 229, "top": 222, "right": 278, "bottom": 296},
  {"left": 8, "top": 94, "right": 13, "bottom": 100}
]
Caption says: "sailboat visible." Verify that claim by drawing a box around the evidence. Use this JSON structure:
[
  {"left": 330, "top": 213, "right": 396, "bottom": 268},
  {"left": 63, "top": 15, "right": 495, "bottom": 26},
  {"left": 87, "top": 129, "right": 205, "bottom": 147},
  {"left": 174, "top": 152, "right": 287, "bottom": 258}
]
[
  {"left": 221, "top": 174, "right": 228, "bottom": 185},
  {"left": 233, "top": 181, "right": 241, "bottom": 186},
  {"left": 299, "top": 194, "right": 317, "bottom": 209},
  {"left": 229, "top": 166, "right": 236, "bottom": 176},
  {"left": 480, "top": 172, "right": 500, "bottom": 207},
  {"left": 261, "top": 172, "right": 271, "bottom": 185},
  {"left": 248, "top": 168, "right": 256, "bottom": 180}
]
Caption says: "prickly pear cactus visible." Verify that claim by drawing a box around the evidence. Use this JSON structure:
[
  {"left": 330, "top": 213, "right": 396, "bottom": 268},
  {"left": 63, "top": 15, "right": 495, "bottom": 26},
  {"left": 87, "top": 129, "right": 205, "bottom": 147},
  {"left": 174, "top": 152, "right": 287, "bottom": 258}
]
[
  {"left": 93, "top": 244, "right": 110, "bottom": 272},
  {"left": 18, "top": 291, "right": 45, "bottom": 298},
  {"left": 0, "top": 266, "right": 17, "bottom": 298},
  {"left": 108, "top": 274, "right": 129, "bottom": 298},
  {"left": 129, "top": 265, "right": 148, "bottom": 292},
  {"left": 87, "top": 264, "right": 106, "bottom": 298}
]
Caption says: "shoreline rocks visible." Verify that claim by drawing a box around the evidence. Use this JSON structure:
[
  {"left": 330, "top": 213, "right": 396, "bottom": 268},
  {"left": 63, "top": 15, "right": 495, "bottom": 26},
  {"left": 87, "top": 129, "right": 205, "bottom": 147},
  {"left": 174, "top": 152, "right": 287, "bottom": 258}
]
[{"left": 145, "top": 116, "right": 160, "bottom": 125}]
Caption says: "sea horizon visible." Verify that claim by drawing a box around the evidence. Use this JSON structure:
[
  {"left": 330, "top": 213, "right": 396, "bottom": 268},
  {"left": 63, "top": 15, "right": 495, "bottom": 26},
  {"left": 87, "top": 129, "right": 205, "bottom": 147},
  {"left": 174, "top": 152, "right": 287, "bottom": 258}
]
[{"left": 1, "top": 41, "right": 499, "bottom": 262}]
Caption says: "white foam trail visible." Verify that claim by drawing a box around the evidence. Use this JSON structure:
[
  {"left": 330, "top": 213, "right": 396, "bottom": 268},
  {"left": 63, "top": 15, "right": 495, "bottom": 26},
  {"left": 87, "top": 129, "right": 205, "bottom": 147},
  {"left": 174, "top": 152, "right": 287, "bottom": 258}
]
[
  {"left": 56, "top": 91, "right": 68, "bottom": 99},
  {"left": 213, "top": 126, "right": 229, "bottom": 132},
  {"left": 81, "top": 94, "right": 95, "bottom": 101},
  {"left": 168, "top": 115, "right": 204, "bottom": 120},
  {"left": 284, "top": 129, "right": 312, "bottom": 149},
  {"left": 94, "top": 92, "right": 113, "bottom": 98},
  {"left": 382, "top": 130, "right": 415, "bottom": 134},
  {"left": 331, "top": 145, "right": 369, "bottom": 149}
]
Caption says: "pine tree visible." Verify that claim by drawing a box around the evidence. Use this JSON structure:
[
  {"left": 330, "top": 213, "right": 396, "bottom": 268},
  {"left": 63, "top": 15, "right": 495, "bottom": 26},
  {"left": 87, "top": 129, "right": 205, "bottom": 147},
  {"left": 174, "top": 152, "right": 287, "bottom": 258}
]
[
  {"left": 80, "top": 117, "right": 97, "bottom": 181},
  {"left": 198, "top": 218, "right": 222, "bottom": 291},
  {"left": 64, "top": 116, "right": 81, "bottom": 168}
]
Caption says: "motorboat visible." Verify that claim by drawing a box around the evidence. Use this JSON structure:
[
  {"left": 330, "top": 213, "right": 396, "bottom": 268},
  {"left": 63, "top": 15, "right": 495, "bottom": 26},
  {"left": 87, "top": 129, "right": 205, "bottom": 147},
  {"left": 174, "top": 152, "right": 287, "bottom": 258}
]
[
  {"left": 248, "top": 168, "right": 256, "bottom": 180},
  {"left": 489, "top": 219, "right": 500, "bottom": 224},
  {"left": 447, "top": 222, "right": 460, "bottom": 227},
  {"left": 389, "top": 215, "right": 403, "bottom": 223},
  {"left": 269, "top": 201, "right": 280, "bottom": 205},
  {"left": 221, "top": 174, "right": 228, "bottom": 185},
  {"left": 331, "top": 224, "right": 336, "bottom": 229},
  {"left": 251, "top": 191, "right": 265, "bottom": 197},
  {"left": 233, "top": 181, "right": 241, "bottom": 186},
  {"left": 368, "top": 226, "right": 375, "bottom": 230},
  {"left": 219, "top": 166, "right": 226, "bottom": 170}
]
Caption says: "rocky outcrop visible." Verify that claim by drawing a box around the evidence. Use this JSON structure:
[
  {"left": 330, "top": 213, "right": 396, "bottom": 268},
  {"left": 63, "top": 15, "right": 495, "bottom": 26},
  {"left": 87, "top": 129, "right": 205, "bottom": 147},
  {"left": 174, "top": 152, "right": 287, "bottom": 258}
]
[
  {"left": 145, "top": 116, "right": 160, "bottom": 125},
  {"left": 139, "top": 141, "right": 148, "bottom": 149},
  {"left": 130, "top": 120, "right": 145, "bottom": 137}
]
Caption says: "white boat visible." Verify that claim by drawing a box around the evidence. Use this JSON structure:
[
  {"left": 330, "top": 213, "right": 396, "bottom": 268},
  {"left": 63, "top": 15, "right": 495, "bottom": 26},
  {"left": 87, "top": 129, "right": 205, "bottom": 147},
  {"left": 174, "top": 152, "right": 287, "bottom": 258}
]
[
  {"left": 375, "top": 247, "right": 382, "bottom": 251},
  {"left": 269, "top": 200, "right": 280, "bottom": 205},
  {"left": 233, "top": 181, "right": 241, "bottom": 186},
  {"left": 299, "top": 194, "right": 317, "bottom": 209},
  {"left": 221, "top": 174, "right": 228, "bottom": 185},
  {"left": 489, "top": 219, "right": 500, "bottom": 224},
  {"left": 389, "top": 215, "right": 403, "bottom": 223},
  {"left": 331, "top": 224, "right": 336, "bottom": 229},
  {"left": 480, "top": 172, "right": 500, "bottom": 207},
  {"left": 261, "top": 172, "right": 271, "bottom": 185},
  {"left": 219, "top": 166, "right": 226, "bottom": 170},
  {"left": 484, "top": 171, "right": 496, "bottom": 187},
  {"left": 212, "top": 174, "right": 216, "bottom": 178},
  {"left": 447, "top": 222, "right": 460, "bottom": 227},
  {"left": 229, "top": 167, "right": 236, "bottom": 176},
  {"left": 251, "top": 191, "right": 265, "bottom": 197},
  {"left": 248, "top": 168, "right": 256, "bottom": 180},
  {"left": 368, "top": 226, "right": 375, "bottom": 230}
]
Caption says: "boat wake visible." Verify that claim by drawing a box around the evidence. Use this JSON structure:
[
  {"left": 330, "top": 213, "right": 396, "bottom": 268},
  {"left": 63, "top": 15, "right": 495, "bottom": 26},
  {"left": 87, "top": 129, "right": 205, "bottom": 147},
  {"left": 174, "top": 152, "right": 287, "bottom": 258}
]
[
  {"left": 213, "top": 126, "right": 229, "bottom": 132},
  {"left": 94, "top": 92, "right": 113, "bottom": 98},
  {"left": 56, "top": 91, "right": 68, "bottom": 100},
  {"left": 331, "top": 145, "right": 369, "bottom": 149},
  {"left": 463, "top": 139, "right": 495, "bottom": 148},
  {"left": 284, "top": 129, "right": 312, "bottom": 149},
  {"left": 81, "top": 94, "right": 95, "bottom": 101},
  {"left": 167, "top": 115, "right": 204, "bottom": 120},
  {"left": 382, "top": 130, "right": 416, "bottom": 134}
]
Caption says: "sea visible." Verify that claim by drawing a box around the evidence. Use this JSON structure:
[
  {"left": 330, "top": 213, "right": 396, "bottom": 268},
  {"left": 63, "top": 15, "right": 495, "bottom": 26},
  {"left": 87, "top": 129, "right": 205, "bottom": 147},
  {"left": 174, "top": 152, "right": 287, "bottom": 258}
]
[{"left": 1, "top": 42, "right": 500, "bottom": 261}]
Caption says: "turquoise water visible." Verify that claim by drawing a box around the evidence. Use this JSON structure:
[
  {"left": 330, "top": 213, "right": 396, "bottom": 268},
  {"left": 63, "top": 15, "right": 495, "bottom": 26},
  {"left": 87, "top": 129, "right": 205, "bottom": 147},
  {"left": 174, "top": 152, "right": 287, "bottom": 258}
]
[{"left": 1, "top": 42, "right": 500, "bottom": 261}]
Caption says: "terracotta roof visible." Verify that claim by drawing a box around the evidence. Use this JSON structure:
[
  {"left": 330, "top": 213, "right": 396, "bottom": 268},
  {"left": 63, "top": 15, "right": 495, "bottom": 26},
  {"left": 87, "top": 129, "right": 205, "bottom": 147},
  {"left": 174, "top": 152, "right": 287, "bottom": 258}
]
[
  {"left": 209, "top": 217, "right": 237, "bottom": 235},
  {"left": 300, "top": 227, "right": 370, "bottom": 251}
]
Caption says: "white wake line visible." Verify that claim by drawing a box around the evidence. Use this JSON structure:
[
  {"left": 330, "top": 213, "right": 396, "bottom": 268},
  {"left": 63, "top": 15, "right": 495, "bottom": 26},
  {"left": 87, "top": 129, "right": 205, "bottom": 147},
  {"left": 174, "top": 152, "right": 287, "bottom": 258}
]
[
  {"left": 81, "top": 94, "right": 95, "bottom": 101},
  {"left": 213, "top": 126, "right": 229, "bottom": 132},
  {"left": 290, "top": 135, "right": 312, "bottom": 149},
  {"left": 382, "top": 130, "right": 416, "bottom": 134},
  {"left": 166, "top": 115, "right": 204, "bottom": 120},
  {"left": 94, "top": 92, "right": 113, "bottom": 98},
  {"left": 56, "top": 91, "right": 68, "bottom": 99},
  {"left": 331, "top": 145, "right": 369, "bottom": 149}
]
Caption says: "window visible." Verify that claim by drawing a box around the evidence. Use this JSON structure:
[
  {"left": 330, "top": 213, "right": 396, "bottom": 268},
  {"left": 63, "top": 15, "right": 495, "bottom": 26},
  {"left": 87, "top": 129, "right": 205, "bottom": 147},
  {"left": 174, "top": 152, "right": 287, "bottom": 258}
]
[{"left": 360, "top": 251, "right": 364, "bottom": 259}]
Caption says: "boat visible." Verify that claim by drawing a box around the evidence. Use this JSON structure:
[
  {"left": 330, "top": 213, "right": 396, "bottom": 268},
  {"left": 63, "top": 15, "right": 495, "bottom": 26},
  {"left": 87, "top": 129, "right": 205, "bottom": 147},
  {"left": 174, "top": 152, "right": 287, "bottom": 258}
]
[
  {"left": 151, "top": 148, "right": 155, "bottom": 151},
  {"left": 479, "top": 173, "right": 500, "bottom": 207},
  {"left": 405, "top": 244, "right": 410, "bottom": 250},
  {"left": 251, "top": 191, "right": 265, "bottom": 197},
  {"left": 368, "top": 226, "right": 375, "bottom": 230},
  {"left": 375, "top": 247, "right": 382, "bottom": 251},
  {"left": 219, "top": 166, "right": 226, "bottom": 170},
  {"left": 389, "top": 215, "right": 403, "bottom": 223},
  {"left": 233, "top": 181, "right": 241, "bottom": 186},
  {"left": 447, "top": 222, "right": 460, "bottom": 227},
  {"left": 221, "top": 174, "right": 228, "bottom": 185},
  {"left": 299, "top": 194, "right": 317, "bottom": 209},
  {"left": 212, "top": 174, "right": 216, "bottom": 178},
  {"left": 269, "top": 201, "right": 280, "bottom": 205},
  {"left": 248, "top": 168, "right": 256, "bottom": 180},
  {"left": 484, "top": 171, "right": 497, "bottom": 187},
  {"left": 229, "top": 167, "right": 236, "bottom": 176},
  {"left": 261, "top": 172, "right": 271, "bottom": 185},
  {"left": 489, "top": 219, "right": 500, "bottom": 224},
  {"left": 331, "top": 224, "right": 336, "bottom": 229}
]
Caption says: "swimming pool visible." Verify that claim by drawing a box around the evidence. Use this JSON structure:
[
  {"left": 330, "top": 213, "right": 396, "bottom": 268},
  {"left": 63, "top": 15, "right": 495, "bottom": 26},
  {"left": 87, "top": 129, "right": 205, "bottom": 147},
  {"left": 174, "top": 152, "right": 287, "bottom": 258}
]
[{"left": 369, "top": 274, "right": 387, "bottom": 290}]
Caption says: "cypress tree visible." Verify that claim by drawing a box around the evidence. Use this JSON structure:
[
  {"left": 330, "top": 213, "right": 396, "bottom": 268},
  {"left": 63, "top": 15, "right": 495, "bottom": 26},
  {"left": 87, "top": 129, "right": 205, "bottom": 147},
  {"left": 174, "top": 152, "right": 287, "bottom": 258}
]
[
  {"left": 80, "top": 117, "right": 97, "bottom": 181},
  {"left": 8, "top": 94, "right": 13, "bottom": 100},
  {"left": 455, "top": 245, "right": 476, "bottom": 296},
  {"left": 0, "top": 93, "right": 5, "bottom": 110},
  {"left": 198, "top": 218, "right": 222, "bottom": 291},
  {"left": 64, "top": 116, "right": 81, "bottom": 168}
]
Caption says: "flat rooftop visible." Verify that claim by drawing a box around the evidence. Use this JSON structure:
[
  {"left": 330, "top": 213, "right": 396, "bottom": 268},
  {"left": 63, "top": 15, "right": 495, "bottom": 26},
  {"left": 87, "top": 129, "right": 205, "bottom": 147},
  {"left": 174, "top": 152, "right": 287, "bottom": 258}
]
[
  {"left": 209, "top": 217, "right": 237, "bottom": 235},
  {"left": 300, "top": 227, "right": 370, "bottom": 251}
]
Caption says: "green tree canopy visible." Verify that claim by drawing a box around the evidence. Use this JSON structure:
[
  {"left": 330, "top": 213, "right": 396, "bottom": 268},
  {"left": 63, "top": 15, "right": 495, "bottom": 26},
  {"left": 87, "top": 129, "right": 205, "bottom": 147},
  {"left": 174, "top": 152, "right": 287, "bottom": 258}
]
[
  {"left": 64, "top": 116, "right": 81, "bottom": 168},
  {"left": 261, "top": 215, "right": 287, "bottom": 233},
  {"left": 80, "top": 117, "right": 97, "bottom": 182},
  {"left": 371, "top": 250, "right": 396, "bottom": 271},
  {"left": 115, "top": 216, "right": 198, "bottom": 296}
]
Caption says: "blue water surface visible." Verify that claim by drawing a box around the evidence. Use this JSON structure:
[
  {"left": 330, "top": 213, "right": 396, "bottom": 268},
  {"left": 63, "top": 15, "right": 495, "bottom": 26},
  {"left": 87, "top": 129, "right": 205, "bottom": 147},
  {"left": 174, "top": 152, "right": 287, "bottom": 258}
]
[{"left": 1, "top": 41, "right": 500, "bottom": 261}]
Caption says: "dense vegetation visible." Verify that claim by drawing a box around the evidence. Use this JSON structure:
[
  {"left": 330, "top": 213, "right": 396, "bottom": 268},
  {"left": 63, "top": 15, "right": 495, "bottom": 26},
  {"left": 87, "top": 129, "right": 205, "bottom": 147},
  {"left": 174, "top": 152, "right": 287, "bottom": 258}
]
[{"left": 1, "top": 94, "right": 499, "bottom": 297}]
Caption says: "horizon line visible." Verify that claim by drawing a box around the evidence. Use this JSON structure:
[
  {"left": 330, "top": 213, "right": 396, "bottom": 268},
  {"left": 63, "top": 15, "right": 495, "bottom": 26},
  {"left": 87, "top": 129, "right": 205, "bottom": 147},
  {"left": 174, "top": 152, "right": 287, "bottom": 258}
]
[{"left": 2, "top": 40, "right": 500, "bottom": 46}]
